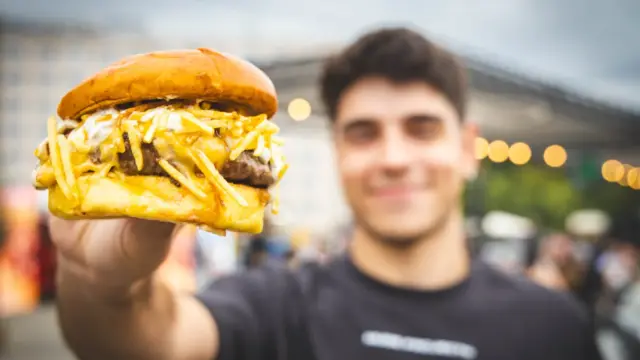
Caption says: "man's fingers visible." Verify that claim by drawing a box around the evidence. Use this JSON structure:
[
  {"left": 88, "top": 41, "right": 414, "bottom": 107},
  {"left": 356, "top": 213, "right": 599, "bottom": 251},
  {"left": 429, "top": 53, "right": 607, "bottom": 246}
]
[
  {"left": 50, "top": 216, "right": 177, "bottom": 278},
  {"left": 120, "top": 218, "right": 177, "bottom": 266},
  {"left": 48, "top": 216, "right": 89, "bottom": 262}
]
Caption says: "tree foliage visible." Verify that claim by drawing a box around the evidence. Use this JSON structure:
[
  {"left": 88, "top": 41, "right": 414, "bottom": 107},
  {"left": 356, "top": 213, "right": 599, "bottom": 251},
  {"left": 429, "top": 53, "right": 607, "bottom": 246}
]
[{"left": 465, "top": 163, "right": 639, "bottom": 231}]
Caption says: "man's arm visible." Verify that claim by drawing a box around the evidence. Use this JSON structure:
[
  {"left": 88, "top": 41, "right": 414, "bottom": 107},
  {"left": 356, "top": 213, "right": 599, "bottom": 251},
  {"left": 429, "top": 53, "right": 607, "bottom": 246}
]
[
  {"left": 56, "top": 263, "right": 220, "bottom": 360},
  {"left": 53, "top": 217, "right": 303, "bottom": 360}
]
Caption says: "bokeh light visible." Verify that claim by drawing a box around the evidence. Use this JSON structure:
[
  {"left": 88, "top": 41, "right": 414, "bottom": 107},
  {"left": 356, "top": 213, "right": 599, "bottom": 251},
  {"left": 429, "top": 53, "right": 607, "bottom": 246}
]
[
  {"left": 287, "top": 98, "right": 312, "bottom": 121},
  {"left": 475, "top": 137, "right": 489, "bottom": 160},
  {"left": 543, "top": 145, "right": 567, "bottom": 168},
  {"left": 628, "top": 168, "right": 640, "bottom": 190},
  {"left": 601, "top": 160, "right": 625, "bottom": 182},
  {"left": 617, "top": 164, "right": 632, "bottom": 186},
  {"left": 508, "top": 142, "right": 531, "bottom": 165},
  {"left": 488, "top": 140, "right": 509, "bottom": 163}
]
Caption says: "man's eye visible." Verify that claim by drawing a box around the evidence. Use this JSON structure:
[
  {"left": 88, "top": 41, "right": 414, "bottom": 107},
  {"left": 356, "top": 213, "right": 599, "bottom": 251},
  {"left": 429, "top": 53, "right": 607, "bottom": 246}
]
[
  {"left": 406, "top": 117, "right": 442, "bottom": 140},
  {"left": 344, "top": 123, "right": 379, "bottom": 144}
]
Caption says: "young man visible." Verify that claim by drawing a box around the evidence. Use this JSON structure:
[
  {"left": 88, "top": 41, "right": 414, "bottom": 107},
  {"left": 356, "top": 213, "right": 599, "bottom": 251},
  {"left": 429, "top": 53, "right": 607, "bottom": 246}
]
[{"left": 50, "top": 28, "right": 601, "bottom": 360}]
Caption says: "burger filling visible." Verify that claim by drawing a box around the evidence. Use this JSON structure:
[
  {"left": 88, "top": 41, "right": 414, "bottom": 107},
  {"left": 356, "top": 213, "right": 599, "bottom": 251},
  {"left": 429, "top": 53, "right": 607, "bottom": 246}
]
[
  {"left": 116, "top": 135, "right": 276, "bottom": 188},
  {"left": 33, "top": 99, "right": 287, "bottom": 211}
]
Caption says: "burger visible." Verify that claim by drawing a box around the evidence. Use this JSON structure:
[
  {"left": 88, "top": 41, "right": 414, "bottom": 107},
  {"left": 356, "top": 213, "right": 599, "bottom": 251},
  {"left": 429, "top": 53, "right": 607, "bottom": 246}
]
[{"left": 32, "top": 48, "right": 287, "bottom": 234}]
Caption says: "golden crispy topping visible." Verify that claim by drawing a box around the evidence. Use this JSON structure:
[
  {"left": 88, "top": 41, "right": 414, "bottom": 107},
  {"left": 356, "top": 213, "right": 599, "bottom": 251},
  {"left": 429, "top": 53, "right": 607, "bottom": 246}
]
[
  {"left": 35, "top": 101, "right": 287, "bottom": 212},
  {"left": 158, "top": 159, "right": 208, "bottom": 200},
  {"left": 47, "top": 116, "right": 74, "bottom": 202},
  {"left": 188, "top": 148, "right": 249, "bottom": 207}
]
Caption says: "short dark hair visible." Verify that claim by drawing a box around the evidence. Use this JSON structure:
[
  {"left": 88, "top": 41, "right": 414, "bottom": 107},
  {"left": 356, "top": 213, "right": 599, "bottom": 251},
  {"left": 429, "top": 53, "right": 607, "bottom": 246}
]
[{"left": 320, "top": 27, "right": 468, "bottom": 121}]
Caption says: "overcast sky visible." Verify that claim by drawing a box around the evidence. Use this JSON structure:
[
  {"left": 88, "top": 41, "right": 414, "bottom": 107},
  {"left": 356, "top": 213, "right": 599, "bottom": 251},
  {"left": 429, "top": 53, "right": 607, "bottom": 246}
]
[{"left": 2, "top": 0, "right": 639, "bottom": 112}]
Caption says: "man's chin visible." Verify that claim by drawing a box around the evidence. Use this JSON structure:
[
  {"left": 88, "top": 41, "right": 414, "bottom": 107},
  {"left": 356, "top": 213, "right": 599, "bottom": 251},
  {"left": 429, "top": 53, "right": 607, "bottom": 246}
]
[
  {"left": 355, "top": 210, "right": 451, "bottom": 247},
  {"left": 377, "top": 235, "right": 423, "bottom": 248},
  {"left": 362, "top": 222, "right": 432, "bottom": 248}
]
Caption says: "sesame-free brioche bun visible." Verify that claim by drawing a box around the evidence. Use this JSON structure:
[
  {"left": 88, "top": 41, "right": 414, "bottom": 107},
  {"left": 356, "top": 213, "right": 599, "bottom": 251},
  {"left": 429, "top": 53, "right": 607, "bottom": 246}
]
[
  {"left": 57, "top": 48, "right": 278, "bottom": 120},
  {"left": 48, "top": 175, "right": 270, "bottom": 233}
]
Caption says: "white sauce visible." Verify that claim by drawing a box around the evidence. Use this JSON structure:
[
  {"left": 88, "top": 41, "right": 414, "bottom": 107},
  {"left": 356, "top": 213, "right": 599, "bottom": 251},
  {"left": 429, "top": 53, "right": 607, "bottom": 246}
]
[
  {"left": 57, "top": 119, "right": 79, "bottom": 132},
  {"left": 80, "top": 109, "right": 118, "bottom": 147},
  {"left": 74, "top": 107, "right": 191, "bottom": 148},
  {"left": 140, "top": 108, "right": 160, "bottom": 122},
  {"left": 166, "top": 112, "right": 182, "bottom": 129}
]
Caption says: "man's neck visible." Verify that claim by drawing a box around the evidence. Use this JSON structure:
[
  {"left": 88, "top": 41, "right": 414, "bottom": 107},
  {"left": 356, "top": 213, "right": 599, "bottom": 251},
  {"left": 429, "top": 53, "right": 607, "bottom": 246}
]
[{"left": 349, "top": 211, "right": 470, "bottom": 291}]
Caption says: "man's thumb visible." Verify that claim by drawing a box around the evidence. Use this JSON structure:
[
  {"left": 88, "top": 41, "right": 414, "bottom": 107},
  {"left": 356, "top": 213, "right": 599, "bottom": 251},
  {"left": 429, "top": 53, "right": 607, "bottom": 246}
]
[{"left": 120, "top": 219, "right": 178, "bottom": 264}]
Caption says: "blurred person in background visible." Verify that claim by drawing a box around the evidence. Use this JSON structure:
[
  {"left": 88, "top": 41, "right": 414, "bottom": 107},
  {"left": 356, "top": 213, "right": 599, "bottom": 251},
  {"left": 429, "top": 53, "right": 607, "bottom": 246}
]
[
  {"left": 292, "top": 236, "right": 328, "bottom": 267},
  {"left": 243, "top": 235, "right": 269, "bottom": 269},
  {"left": 527, "top": 232, "right": 615, "bottom": 323},
  {"left": 284, "top": 249, "right": 297, "bottom": 268},
  {"left": 528, "top": 233, "right": 585, "bottom": 292},
  {"left": 49, "top": 27, "right": 601, "bottom": 360},
  {"left": 194, "top": 228, "right": 240, "bottom": 288},
  {"left": 595, "top": 239, "right": 640, "bottom": 360},
  {"left": 242, "top": 218, "right": 286, "bottom": 269},
  {"left": 288, "top": 228, "right": 328, "bottom": 267},
  {"left": 596, "top": 241, "right": 639, "bottom": 318}
]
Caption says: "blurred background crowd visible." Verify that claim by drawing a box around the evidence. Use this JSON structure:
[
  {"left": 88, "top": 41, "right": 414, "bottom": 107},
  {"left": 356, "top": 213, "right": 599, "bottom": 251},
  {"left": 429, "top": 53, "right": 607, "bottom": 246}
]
[{"left": 0, "top": 0, "right": 639, "bottom": 359}]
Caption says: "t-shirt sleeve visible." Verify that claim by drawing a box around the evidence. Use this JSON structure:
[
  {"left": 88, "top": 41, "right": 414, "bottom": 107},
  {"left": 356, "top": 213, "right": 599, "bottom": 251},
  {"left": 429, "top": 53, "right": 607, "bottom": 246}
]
[{"left": 195, "top": 264, "right": 310, "bottom": 360}]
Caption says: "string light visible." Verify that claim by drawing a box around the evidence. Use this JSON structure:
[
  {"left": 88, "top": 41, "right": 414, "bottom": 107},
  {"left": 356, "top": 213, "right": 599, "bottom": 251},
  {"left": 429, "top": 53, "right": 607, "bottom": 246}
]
[
  {"left": 474, "top": 139, "right": 640, "bottom": 190},
  {"left": 543, "top": 145, "right": 567, "bottom": 168},
  {"left": 508, "top": 142, "right": 532, "bottom": 165},
  {"left": 488, "top": 140, "right": 509, "bottom": 163},
  {"left": 601, "top": 160, "right": 624, "bottom": 183},
  {"left": 617, "top": 164, "right": 632, "bottom": 186},
  {"left": 471, "top": 136, "right": 637, "bottom": 190},
  {"left": 475, "top": 137, "right": 489, "bottom": 160},
  {"left": 287, "top": 98, "right": 311, "bottom": 121},
  {"left": 628, "top": 168, "right": 640, "bottom": 190}
]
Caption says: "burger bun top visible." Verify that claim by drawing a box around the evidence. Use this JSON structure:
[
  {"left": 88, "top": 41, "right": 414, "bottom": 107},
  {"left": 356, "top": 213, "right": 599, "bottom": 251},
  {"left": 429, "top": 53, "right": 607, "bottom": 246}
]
[{"left": 57, "top": 48, "right": 278, "bottom": 120}]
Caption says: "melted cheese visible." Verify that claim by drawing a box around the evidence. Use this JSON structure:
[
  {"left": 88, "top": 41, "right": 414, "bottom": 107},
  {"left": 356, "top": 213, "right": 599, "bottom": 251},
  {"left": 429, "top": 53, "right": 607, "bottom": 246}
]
[{"left": 33, "top": 100, "right": 287, "bottom": 212}]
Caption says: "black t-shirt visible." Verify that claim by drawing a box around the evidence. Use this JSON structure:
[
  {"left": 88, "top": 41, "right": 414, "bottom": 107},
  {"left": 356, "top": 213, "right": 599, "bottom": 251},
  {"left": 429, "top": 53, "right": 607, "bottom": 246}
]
[{"left": 197, "top": 255, "right": 601, "bottom": 360}]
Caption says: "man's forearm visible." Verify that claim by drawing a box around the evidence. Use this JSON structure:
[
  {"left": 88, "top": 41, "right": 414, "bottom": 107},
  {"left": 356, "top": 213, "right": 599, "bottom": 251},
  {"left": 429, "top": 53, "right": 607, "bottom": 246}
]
[{"left": 56, "top": 261, "right": 178, "bottom": 360}]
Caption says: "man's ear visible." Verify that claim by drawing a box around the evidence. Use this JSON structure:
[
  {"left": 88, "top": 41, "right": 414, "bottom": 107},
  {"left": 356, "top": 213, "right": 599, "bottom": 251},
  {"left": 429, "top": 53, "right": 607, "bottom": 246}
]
[{"left": 461, "top": 121, "right": 480, "bottom": 182}]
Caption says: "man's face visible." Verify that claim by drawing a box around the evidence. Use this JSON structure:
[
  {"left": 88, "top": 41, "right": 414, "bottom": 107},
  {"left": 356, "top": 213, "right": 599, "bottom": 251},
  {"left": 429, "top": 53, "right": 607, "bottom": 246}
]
[{"left": 333, "top": 77, "right": 477, "bottom": 245}]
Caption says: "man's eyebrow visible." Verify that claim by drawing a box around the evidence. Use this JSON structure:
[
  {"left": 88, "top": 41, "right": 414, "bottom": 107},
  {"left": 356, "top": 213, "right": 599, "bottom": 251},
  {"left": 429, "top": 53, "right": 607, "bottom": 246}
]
[
  {"left": 403, "top": 113, "right": 442, "bottom": 122},
  {"left": 342, "top": 117, "right": 378, "bottom": 125},
  {"left": 340, "top": 117, "right": 379, "bottom": 129}
]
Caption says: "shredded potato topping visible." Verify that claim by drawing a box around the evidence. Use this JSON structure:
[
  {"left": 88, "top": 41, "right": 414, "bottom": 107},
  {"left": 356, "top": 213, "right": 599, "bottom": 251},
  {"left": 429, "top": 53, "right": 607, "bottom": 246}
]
[{"left": 35, "top": 100, "right": 287, "bottom": 222}]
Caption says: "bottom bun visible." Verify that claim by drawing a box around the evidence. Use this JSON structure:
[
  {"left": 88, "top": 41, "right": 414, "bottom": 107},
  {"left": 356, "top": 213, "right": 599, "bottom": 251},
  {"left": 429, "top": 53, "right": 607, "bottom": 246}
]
[{"left": 48, "top": 174, "right": 270, "bottom": 233}]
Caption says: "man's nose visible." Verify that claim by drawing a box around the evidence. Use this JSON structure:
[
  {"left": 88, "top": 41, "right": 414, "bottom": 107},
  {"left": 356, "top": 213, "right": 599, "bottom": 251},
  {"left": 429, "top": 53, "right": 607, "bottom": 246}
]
[{"left": 379, "top": 131, "right": 411, "bottom": 172}]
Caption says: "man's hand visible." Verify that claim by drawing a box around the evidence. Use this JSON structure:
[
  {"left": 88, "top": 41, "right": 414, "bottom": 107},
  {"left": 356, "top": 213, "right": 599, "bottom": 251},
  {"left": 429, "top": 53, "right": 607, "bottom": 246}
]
[
  {"left": 50, "top": 217, "right": 218, "bottom": 360},
  {"left": 50, "top": 217, "right": 176, "bottom": 290}
]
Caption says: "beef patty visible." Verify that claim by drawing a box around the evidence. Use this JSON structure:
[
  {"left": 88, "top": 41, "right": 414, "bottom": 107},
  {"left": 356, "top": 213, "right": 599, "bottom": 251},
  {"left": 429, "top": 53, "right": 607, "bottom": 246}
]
[{"left": 115, "top": 134, "right": 276, "bottom": 188}]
